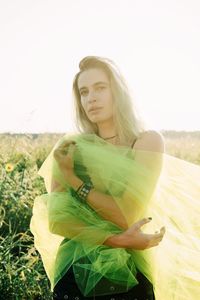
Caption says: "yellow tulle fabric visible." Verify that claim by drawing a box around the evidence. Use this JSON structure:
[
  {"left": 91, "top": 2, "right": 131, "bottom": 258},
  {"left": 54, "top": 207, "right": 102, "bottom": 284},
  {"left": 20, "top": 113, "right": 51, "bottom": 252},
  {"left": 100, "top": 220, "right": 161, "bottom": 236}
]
[{"left": 30, "top": 132, "right": 200, "bottom": 299}]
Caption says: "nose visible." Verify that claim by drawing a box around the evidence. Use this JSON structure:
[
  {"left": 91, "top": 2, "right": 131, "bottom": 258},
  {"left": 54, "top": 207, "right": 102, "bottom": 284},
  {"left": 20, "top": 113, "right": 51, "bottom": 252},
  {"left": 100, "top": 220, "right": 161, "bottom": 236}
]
[{"left": 88, "top": 90, "right": 97, "bottom": 103}]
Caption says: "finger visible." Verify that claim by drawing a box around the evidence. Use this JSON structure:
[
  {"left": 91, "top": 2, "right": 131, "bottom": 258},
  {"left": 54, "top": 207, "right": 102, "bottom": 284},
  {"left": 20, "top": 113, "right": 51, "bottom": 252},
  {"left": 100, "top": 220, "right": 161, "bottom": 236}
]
[
  {"left": 148, "top": 236, "right": 163, "bottom": 248},
  {"left": 146, "top": 237, "right": 160, "bottom": 249},
  {"left": 148, "top": 228, "right": 166, "bottom": 245},
  {"left": 53, "top": 150, "right": 63, "bottom": 160},
  {"left": 154, "top": 234, "right": 164, "bottom": 241},
  {"left": 147, "top": 229, "right": 165, "bottom": 241},
  {"left": 154, "top": 226, "right": 166, "bottom": 234},
  {"left": 151, "top": 242, "right": 160, "bottom": 248},
  {"left": 153, "top": 232, "right": 165, "bottom": 244},
  {"left": 57, "top": 141, "right": 76, "bottom": 154},
  {"left": 160, "top": 227, "right": 166, "bottom": 235},
  {"left": 54, "top": 146, "right": 66, "bottom": 155},
  {"left": 147, "top": 240, "right": 160, "bottom": 248},
  {"left": 160, "top": 226, "right": 166, "bottom": 231},
  {"left": 57, "top": 140, "right": 75, "bottom": 151},
  {"left": 136, "top": 217, "right": 152, "bottom": 229},
  {"left": 155, "top": 230, "right": 165, "bottom": 238},
  {"left": 67, "top": 143, "right": 76, "bottom": 156},
  {"left": 60, "top": 140, "right": 76, "bottom": 147}
]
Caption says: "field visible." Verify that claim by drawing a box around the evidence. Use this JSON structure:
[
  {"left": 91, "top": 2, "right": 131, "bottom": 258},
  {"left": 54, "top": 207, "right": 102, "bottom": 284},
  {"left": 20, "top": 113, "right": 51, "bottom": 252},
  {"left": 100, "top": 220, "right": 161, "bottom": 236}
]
[{"left": 0, "top": 131, "right": 200, "bottom": 299}]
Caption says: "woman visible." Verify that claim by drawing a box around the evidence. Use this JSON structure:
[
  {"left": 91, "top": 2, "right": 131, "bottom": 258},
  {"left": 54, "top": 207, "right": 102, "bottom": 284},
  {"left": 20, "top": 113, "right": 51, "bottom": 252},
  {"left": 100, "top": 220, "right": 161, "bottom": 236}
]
[{"left": 30, "top": 56, "right": 200, "bottom": 300}]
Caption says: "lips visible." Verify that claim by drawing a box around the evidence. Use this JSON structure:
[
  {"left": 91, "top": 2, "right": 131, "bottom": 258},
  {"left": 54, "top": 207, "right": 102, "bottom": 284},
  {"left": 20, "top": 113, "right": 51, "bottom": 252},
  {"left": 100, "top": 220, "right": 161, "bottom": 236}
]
[{"left": 88, "top": 107, "right": 102, "bottom": 112}]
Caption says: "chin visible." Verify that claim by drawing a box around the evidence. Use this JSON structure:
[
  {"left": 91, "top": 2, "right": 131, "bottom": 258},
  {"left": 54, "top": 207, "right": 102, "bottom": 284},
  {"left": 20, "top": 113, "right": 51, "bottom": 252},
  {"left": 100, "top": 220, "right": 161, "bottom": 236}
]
[
  {"left": 88, "top": 114, "right": 112, "bottom": 124},
  {"left": 89, "top": 116, "right": 104, "bottom": 123}
]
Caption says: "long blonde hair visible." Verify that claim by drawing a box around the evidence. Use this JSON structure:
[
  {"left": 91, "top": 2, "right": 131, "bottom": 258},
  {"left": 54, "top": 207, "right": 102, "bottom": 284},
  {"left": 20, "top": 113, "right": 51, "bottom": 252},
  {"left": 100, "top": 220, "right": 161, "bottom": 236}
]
[{"left": 72, "top": 56, "right": 147, "bottom": 145}]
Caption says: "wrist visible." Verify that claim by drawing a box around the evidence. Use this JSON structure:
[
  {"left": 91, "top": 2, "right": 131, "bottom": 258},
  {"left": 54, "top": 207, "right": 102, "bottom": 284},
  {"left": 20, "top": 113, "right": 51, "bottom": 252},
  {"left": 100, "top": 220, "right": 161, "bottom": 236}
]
[
  {"left": 115, "top": 232, "right": 130, "bottom": 248},
  {"left": 64, "top": 171, "right": 83, "bottom": 190},
  {"left": 104, "top": 233, "right": 129, "bottom": 248}
]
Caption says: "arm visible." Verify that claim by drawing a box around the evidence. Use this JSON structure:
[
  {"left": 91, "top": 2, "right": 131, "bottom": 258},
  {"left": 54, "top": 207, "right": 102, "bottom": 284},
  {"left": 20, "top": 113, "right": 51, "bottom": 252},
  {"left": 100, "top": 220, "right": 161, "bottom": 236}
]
[
  {"left": 118, "top": 130, "right": 165, "bottom": 223},
  {"left": 106, "top": 131, "right": 166, "bottom": 250},
  {"left": 103, "top": 232, "right": 130, "bottom": 248},
  {"left": 51, "top": 141, "right": 128, "bottom": 230},
  {"left": 50, "top": 177, "right": 128, "bottom": 248},
  {"left": 49, "top": 177, "right": 165, "bottom": 250},
  {"left": 65, "top": 130, "right": 165, "bottom": 230},
  {"left": 51, "top": 164, "right": 128, "bottom": 230},
  {"left": 49, "top": 131, "right": 165, "bottom": 248},
  {"left": 48, "top": 184, "right": 134, "bottom": 248},
  {"left": 59, "top": 171, "right": 129, "bottom": 230},
  {"left": 51, "top": 130, "right": 164, "bottom": 231}
]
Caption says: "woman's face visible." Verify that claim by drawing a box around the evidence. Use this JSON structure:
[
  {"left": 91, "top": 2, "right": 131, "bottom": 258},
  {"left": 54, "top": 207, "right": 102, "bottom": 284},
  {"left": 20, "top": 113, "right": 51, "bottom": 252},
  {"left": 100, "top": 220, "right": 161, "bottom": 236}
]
[{"left": 77, "top": 68, "right": 114, "bottom": 125}]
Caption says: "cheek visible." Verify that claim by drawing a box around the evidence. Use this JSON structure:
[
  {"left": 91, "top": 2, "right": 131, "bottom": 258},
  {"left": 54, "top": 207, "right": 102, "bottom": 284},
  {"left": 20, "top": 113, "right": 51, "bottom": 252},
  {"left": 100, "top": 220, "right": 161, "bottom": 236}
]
[
  {"left": 80, "top": 98, "right": 86, "bottom": 109},
  {"left": 80, "top": 99, "right": 88, "bottom": 115},
  {"left": 104, "top": 90, "right": 114, "bottom": 107}
]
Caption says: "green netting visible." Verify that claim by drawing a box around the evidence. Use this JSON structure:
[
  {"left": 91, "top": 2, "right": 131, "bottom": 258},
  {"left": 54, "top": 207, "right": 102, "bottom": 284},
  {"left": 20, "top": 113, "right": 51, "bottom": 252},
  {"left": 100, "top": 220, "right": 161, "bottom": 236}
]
[{"left": 30, "top": 132, "right": 200, "bottom": 299}]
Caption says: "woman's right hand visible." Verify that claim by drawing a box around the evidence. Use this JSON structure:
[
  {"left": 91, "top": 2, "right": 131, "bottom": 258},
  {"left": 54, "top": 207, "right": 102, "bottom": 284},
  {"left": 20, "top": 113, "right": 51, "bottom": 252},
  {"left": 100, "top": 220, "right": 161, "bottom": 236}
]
[
  {"left": 53, "top": 140, "right": 76, "bottom": 173},
  {"left": 121, "top": 217, "right": 166, "bottom": 250}
]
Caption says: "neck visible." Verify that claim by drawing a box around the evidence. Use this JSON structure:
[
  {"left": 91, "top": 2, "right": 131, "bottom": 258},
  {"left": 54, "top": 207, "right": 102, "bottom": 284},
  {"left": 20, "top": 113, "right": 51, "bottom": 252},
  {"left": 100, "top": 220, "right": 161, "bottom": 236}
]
[{"left": 97, "top": 120, "right": 117, "bottom": 140}]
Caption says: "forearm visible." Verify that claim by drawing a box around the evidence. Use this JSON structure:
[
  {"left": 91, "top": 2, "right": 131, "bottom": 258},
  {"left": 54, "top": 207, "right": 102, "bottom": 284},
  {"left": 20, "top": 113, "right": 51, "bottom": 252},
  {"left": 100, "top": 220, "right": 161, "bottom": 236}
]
[
  {"left": 50, "top": 172, "right": 129, "bottom": 248},
  {"left": 103, "top": 233, "right": 129, "bottom": 248},
  {"left": 49, "top": 218, "right": 128, "bottom": 248},
  {"left": 87, "top": 189, "right": 128, "bottom": 229},
  {"left": 66, "top": 172, "right": 128, "bottom": 230}
]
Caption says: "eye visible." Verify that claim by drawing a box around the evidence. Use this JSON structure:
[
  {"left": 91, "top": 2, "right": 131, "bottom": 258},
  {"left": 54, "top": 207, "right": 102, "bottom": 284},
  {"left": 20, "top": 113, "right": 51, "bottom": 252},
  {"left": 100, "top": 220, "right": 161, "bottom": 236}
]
[
  {"left": 80, "top": 90, "right": 88, "bottom": 96},
  {"left": 96, "top": 86, "right": 105, "bottom": 91}
]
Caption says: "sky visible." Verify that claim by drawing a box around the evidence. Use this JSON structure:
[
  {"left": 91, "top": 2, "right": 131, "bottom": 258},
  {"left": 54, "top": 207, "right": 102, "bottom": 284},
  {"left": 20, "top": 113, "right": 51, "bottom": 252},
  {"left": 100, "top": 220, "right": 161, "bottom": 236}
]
[{"left": 0, "top": 0, "right": 200, "bottom": 133}]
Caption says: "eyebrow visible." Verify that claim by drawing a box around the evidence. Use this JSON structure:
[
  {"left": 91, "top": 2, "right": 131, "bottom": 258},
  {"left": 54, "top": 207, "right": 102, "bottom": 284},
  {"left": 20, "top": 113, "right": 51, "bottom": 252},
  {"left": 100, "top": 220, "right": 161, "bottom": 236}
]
[{"left": 79, "top": 81, "right": 109, "bottom": 92}]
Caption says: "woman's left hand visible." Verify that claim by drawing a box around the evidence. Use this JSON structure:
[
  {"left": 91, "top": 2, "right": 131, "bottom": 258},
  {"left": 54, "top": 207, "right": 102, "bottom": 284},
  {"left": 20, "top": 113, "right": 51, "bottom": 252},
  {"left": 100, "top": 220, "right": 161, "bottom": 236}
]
[{"left": 53, "top": 140, "right": 76, "bottom": 175}]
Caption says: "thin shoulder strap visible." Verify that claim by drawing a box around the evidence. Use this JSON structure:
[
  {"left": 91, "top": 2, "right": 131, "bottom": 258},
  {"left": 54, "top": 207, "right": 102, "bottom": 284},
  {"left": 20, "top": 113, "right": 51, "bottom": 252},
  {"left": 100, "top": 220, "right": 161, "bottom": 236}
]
[{"left": 131, "top": 138, "right": 137, "bottom": 149}]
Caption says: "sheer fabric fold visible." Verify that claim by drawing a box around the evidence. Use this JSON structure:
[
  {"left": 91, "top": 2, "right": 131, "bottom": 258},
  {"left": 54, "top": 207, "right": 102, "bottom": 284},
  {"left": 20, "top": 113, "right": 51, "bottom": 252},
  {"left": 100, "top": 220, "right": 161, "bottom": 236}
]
[{"left": 30, "top": 133, "right": 200, "bottom": 299}]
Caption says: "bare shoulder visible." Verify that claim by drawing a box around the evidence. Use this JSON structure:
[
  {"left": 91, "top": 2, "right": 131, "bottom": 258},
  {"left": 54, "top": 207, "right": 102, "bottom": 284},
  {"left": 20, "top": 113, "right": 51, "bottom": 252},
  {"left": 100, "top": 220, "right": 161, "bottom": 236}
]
[{"left": 134, "top": 130, "right": 165, "bottom": 153}]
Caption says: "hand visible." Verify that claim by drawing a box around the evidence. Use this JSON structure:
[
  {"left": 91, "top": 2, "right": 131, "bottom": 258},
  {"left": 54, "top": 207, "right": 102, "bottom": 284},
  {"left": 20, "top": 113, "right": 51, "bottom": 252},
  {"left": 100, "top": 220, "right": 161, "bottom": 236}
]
[
  {"left": 121, "top": 218, "right": 166, "bottom": 250},
  {"left": 53, "top": 140, "right": 76, "bottom": 174}
]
